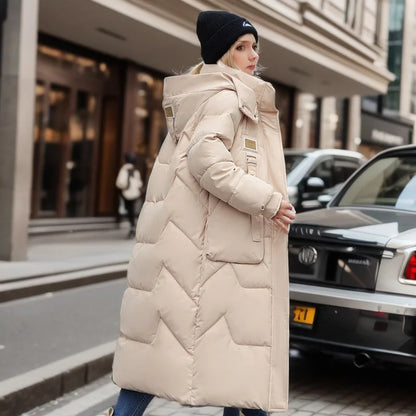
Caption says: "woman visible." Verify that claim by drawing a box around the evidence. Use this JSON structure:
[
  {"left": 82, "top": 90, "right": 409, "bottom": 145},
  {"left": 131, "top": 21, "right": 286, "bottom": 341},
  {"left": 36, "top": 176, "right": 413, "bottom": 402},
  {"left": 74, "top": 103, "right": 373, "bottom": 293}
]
[{"left": 108, "top": 10, "right": 295, "bottom": 416}]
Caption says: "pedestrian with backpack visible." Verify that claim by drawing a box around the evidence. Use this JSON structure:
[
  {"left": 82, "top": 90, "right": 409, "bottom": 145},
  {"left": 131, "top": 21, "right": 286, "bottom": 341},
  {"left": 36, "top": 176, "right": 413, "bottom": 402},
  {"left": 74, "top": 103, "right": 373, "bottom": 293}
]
[{"left": 116, "top": 152, "right": 143, "bottom": 238}]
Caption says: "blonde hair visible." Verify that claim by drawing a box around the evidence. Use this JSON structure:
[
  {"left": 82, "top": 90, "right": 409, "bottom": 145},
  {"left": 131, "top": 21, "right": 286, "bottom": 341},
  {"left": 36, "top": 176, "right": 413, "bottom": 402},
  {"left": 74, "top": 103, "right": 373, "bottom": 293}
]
[
  {"left": 219, "top": 50, "right": 240, "bottom": 70},
  {"left": 187, "top": 62, "right": 204, "bottom": 74}
]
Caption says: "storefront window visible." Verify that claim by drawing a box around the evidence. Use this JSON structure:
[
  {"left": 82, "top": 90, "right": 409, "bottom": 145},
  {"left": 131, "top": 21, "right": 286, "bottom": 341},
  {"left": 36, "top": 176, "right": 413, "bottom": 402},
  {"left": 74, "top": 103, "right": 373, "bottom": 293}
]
[
  {"left": 123, "top": 66, "right": 167, "bottom": 184},
  {"left": 362, "top": 96, "right": 379, "bottom": 113},
  {"left": 274, "top": 83, "right": 294, "bottom": 148},
  {"left": 334, "top": 98, "right": 348, "bottom": 148},
  {"left": 37, "top": 45, "right": 111, "bottom": 79},
  {"left": 32, "top": 82, "right": 47, "bottom": 217},
  {"left": 32, "top": 38, "right": 122, "bottom": 218},
  {"left": 67, "top": 91, "right": 98, "bottom": 217},
  {"left": 359, "top": 110, "right": 412, "bottom": 158},
  {"left": 41, "top": 84, "right": 70, "bottom": 216}
]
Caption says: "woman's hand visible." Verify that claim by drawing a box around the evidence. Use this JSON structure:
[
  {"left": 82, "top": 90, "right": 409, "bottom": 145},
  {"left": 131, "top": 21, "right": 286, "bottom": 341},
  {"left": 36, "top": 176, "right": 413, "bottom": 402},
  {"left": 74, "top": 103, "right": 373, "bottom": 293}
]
[{"left": 271, "top": 200, "right": 296, "bottom": 233}]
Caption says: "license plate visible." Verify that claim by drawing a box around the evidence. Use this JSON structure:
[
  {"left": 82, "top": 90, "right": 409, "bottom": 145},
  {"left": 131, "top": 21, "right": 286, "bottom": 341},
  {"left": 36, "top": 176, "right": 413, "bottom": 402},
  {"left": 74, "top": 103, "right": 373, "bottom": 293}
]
[{"left": 292, "top": 305, "right": 316, "bottom": 326}]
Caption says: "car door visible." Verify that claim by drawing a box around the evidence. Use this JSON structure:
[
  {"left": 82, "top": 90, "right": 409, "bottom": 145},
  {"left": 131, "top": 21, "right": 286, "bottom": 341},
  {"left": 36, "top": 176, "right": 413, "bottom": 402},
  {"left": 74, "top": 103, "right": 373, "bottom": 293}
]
[
  {"left": 299, "top": 156, "right": 361, "bottom": 211},
  {"left": 299, "top": 157, "right": 334, "bottom": 210}
]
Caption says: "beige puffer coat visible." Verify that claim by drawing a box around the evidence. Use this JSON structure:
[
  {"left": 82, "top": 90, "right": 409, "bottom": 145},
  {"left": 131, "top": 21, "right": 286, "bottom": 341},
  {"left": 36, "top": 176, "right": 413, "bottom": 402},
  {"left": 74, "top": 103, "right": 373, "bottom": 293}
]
[{"left": 112, "top": 64, "right": 289, "bottom": 412}]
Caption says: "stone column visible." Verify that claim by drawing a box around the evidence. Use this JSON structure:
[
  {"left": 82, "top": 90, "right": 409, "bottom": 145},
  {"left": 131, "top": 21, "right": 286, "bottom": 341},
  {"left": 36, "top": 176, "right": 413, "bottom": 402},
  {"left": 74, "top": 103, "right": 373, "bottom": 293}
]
[
  {"left": 376, "top": 0, "right": 390, "bottom": 61},
  {"left": 319, "top": 97, "right": 337, "bottom": 149},
  {"left": 292, "top": 92, "right": 318, "bottom": 149},
  {"left": 0, "top": 0, "right": 38, "bottom": 260},
  {"left": 347, "top": 95, "right": 361, "bottom": 151}
]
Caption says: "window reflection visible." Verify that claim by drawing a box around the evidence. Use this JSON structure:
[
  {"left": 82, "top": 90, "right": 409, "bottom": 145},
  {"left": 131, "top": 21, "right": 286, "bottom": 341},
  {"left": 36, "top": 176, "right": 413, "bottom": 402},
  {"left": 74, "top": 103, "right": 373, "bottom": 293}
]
[
  {"left": 37, "top": 45, "right": 111, "bottom": 79},
  {"left": 129, "top": 70, "right": 166, "bottom": 182},
  {"left": 42, "top": 84, "right": 70, "bottom": 215},
  {"left": 67, "top": 91, "right": 98, "bottom": 217},
  {"left": 33, "top": 41, "right": 121, "bottom": 219}
]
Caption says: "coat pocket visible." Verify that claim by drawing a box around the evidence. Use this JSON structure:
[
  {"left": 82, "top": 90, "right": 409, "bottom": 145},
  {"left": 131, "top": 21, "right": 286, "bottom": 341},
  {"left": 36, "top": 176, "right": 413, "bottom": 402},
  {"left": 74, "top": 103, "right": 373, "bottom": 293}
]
[{"left": 205, "top": 198, "right": 264, "bottom": 264}]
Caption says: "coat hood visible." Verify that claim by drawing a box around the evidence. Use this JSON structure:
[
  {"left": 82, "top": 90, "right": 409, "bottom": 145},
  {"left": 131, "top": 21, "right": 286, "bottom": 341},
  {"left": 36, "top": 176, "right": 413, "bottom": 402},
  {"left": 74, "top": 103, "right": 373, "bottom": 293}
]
[{"left": 162, "top": 64, "right": 276, "bottom": 142}]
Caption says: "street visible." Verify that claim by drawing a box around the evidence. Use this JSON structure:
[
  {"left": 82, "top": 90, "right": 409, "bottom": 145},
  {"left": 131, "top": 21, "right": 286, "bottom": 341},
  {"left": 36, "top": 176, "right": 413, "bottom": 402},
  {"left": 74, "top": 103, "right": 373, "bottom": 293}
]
[
  {"left": 2, "top": 280, "right": 415, "bottom": 415},
  {"left": 0, "top": 280, "right": 125, "bottom": 380},
  {"left": 23, "top": 346, "right": 416, "bottom": 416}
]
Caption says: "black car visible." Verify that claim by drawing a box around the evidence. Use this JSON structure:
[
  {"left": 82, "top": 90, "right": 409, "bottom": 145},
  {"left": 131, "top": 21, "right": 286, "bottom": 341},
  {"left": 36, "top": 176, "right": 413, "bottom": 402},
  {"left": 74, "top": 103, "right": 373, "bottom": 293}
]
[
  {"left": 284, "top": 149, "right": 366, "bottom": 212},
  {"left": 289, "top": 145, "right": 416, "bottom": 367}
]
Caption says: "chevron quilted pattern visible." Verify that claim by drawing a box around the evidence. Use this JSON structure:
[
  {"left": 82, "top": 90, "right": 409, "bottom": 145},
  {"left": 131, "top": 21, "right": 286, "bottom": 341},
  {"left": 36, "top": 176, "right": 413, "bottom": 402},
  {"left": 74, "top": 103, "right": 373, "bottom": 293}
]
[{"left": 113, "top": 65, "right": 289, "bottom": 412}]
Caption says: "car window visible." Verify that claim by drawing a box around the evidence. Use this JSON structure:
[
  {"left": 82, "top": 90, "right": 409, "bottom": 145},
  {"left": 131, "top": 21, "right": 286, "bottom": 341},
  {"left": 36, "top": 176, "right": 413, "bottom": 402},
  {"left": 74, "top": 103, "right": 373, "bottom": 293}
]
[
  {"left": 333, "top": 158, "right": 360, "bottom": 184},
  {"left": 309, "top": 159, "right": 333, "bottom": 188},
  {"left": 337, "top": 156, "right": 416, "bottom": 211},
  {"left": 284, "top": 154, "right": 306, "bottom": 174}
]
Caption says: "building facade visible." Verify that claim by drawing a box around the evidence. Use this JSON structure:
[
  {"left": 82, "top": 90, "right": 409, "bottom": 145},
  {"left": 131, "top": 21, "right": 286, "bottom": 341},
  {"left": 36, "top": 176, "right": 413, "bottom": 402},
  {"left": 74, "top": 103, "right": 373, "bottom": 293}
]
[
  {"left": 0, "top": 0, "right": 394, "bottom": 260},
  {"left": 359, "top": 0, "right": 415, "bottom": 158}
]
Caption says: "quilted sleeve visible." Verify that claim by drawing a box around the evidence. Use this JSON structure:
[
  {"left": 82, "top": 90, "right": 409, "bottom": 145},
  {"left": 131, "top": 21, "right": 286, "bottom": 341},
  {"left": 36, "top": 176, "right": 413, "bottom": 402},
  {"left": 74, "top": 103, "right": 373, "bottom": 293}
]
[{"left": 187, "top": 91, "right": 282, "bottom": 218}]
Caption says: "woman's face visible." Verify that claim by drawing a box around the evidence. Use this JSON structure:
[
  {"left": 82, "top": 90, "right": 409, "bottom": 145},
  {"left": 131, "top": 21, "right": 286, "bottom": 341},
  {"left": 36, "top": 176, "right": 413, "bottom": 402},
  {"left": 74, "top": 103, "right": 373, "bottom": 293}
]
[{"left": 230, "top": 33, "right": 259, "bottom": 75}]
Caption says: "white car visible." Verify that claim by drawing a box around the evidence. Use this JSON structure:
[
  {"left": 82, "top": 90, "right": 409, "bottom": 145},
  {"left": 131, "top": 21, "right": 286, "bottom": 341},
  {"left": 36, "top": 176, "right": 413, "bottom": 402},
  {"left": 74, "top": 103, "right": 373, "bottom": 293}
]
[{"left": 285, "top": 149, "right": 366, "bottom": 212}]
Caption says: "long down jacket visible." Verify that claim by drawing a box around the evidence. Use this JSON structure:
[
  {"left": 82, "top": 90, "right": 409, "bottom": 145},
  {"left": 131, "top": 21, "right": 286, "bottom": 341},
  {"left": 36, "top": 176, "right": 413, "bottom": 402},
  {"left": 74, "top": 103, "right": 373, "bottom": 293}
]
[{"left": 112, "top": 64, "right": 289, "bottom": 412}]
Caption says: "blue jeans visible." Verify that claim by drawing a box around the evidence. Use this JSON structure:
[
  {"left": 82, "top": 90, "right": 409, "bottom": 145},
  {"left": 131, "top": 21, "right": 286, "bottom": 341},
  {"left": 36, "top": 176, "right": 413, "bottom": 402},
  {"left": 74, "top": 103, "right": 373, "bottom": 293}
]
[{"left": 113, "top": 389, "right": 267, "bottom": 416}]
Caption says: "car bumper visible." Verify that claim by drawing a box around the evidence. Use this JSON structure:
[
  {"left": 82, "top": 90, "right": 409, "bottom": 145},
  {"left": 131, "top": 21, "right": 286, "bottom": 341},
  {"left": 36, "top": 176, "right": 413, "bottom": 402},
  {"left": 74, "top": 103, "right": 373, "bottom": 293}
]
[
  {"left": 290, "top": 335, "right": 416, "bottom": 366},
  {"left": 290, "top": 283, "right": 416, "bottom": 365},
  {"left": 290, "top": 282, "right": 416, "bottom": 316}
]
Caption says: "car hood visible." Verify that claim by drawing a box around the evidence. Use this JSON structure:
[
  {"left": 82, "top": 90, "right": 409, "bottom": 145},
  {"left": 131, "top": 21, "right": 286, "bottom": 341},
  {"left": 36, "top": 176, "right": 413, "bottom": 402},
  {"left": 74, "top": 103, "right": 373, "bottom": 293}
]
[{"left": 292, "top": 207, "right": 416, "bottom": 248}]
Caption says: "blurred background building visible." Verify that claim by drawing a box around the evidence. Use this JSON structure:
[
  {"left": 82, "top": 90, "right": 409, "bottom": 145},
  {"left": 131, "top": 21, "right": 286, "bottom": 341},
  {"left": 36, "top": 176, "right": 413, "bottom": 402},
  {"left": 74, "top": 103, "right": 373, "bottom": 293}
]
[
  {"left": 360, "top": 0, "right": 415, "bottom": 158},
  {"left": 0, "top": 0, "right": 413, "bottom": 260}
]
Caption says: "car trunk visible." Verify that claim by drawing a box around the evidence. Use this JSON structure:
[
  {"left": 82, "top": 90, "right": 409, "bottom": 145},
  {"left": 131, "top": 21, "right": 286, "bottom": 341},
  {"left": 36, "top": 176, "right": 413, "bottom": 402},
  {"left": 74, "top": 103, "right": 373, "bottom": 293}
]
[{"left": 288, "top": 207, "right": 416, "bottom": 291}]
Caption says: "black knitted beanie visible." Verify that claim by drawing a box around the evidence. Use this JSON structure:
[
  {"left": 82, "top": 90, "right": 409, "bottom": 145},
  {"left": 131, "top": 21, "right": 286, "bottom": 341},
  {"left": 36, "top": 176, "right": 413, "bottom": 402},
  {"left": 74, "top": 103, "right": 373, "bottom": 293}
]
[{"left": 196, "top": 11, "right": 258, "bottom": 64}]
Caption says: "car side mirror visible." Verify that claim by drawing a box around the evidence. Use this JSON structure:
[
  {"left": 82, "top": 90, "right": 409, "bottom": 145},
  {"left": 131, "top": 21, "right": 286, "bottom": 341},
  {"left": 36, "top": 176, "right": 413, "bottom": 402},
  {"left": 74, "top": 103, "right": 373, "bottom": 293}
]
[
  {"left": 317, "top": 194, "right": 332, "bottom": 207},
  {"left": 306, "top": 177, "right": 325, "bottom": 192}
]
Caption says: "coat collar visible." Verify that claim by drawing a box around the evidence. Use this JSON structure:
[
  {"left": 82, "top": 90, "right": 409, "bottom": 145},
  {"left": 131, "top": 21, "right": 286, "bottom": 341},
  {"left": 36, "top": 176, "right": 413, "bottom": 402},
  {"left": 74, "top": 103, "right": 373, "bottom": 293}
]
[
  {"left": 163, "top": 64, "right": 276, "bottom": 123},
  {"left": 199, "top": 64, "right": 276, "bottom": 119}
]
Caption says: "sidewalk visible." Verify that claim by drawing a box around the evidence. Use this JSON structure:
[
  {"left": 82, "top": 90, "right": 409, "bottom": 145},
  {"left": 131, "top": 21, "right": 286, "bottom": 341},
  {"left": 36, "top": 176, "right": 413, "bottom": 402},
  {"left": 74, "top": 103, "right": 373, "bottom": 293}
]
[
  {"left": 0, "top": 227, "right": 135, "bottom": 303},
  {"left": 0, "top": 227, "right": 134, "bottom": 416},
  {"left": 0, "top": 227, "right": 134, "bottom": 283}
]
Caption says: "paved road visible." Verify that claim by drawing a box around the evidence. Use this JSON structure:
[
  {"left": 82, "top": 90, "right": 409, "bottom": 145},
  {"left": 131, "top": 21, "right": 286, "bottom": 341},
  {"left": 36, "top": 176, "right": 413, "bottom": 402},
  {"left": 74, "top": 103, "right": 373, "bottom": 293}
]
[
  {"left": 0, "top": 280, "right": 125, "bottom": 380},
  {"left": 23, "top": 352, "right": 416, "bottom": 416},
  {"left": 3, "top": 271, "right": 416, "bottom": 415}
]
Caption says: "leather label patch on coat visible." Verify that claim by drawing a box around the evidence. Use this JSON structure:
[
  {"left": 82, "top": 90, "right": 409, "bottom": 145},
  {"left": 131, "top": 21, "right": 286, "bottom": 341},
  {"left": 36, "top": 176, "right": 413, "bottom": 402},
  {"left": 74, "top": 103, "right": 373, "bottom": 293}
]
[
  {"left": 164, "top": 106, "right": 174, "bottom": 118},
  {"left": 243, "top": 136, "right": 257, "bottom": 152}
]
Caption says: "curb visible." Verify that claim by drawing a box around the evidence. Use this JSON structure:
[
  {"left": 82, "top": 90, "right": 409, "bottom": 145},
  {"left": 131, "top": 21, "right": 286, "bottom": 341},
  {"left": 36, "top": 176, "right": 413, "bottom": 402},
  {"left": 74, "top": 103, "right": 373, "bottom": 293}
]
[
  {"left": 0, "top": 342, "right": 116, "bottom": 416},
  {"left": 0, "top": 264, "right": 128, "bottom": 303}
]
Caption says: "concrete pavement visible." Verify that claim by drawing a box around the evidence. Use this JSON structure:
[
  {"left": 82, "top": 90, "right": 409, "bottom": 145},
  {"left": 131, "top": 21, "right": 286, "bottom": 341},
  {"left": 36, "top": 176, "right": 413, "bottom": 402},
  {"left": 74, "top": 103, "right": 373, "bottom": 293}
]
[
  {"left": 0, "top": 227, "right": 133, "bottom": 283},
  {"left": 0, "top": 227, "right": 133, "bottom": 302},
  {"left": 22, "top": 357, "right": 416, "bottom": 416}
]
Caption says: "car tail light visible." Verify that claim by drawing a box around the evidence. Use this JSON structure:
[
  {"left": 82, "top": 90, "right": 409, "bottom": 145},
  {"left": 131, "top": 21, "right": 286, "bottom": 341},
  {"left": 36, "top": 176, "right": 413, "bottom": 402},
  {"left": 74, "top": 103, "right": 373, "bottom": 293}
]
[{"left": 404, "top": 253, "right": 416, "bottom": 280}]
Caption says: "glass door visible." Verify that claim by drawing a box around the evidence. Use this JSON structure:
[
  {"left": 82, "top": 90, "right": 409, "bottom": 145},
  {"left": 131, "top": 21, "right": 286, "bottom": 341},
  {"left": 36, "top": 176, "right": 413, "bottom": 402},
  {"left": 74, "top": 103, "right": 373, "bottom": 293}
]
[
  {"left": 66, "top": 91, "right": 100, "bottom": 217},
  {"left": 32, "top": 82, "right": 70, "bottom": 217},
  {"left": 32, "top": 40, "right": 123, "bottom": 219},
  {"left": 31, "top": 84, "right": 100, "bottom": 218}
]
